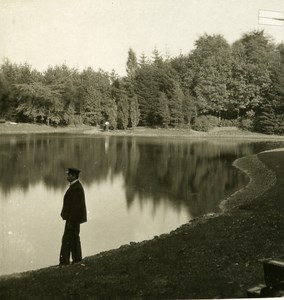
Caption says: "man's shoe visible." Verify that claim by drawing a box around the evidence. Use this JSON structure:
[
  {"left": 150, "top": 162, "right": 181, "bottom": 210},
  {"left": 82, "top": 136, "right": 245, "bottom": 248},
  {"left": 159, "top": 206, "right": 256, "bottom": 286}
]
[
  {"left": 71, "top": 260, "right": 82, "bottom": 265},
  {"left": 59, "top": 262, "right": 70, "bottom": 267}
]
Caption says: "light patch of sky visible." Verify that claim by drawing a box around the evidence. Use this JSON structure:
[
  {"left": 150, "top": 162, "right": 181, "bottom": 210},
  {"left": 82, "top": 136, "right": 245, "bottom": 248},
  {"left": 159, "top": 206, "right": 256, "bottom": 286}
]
[{"left": 0, "top": 0, "right": 283, "bottom": 75}]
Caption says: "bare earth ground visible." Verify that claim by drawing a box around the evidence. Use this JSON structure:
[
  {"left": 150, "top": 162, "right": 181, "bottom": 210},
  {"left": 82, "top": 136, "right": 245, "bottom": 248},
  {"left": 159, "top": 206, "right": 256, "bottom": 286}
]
[{"left": 0, "top": 123, "right": 284, "bottom": 299}]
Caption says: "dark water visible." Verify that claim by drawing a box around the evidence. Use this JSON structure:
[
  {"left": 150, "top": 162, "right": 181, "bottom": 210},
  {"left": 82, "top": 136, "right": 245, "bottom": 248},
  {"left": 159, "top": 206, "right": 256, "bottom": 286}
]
[{"left": 0, "top": 133, "right": 283, "bottom": 275}]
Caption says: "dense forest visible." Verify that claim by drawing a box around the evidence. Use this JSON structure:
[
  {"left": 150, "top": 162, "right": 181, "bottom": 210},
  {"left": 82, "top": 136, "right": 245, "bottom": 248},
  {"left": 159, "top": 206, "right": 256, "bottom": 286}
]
[{"left": 0, "top": 30, "right": 283, "bottom": 134}]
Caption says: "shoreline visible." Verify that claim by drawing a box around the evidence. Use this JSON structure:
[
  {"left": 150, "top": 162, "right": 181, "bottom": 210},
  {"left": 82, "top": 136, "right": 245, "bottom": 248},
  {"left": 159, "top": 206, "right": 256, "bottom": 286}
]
[
  {"left": 220, "top": 153, "right": 276, "bottom": 212},
  {"left": 0, "top": 125, "right": 284, "bottom": 298},
  {"left": 90, "top": 150, "right": 279, "bottom": 257},
  {"left": 1, "top": 123, "right": 284, "bottom": 141}
]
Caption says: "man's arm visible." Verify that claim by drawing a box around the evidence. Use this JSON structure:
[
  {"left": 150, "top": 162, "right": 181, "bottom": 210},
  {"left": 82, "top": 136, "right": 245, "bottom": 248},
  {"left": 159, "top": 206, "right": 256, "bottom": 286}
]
[{"left": 68, "top": 187, "right": 86, "bottom": 224}]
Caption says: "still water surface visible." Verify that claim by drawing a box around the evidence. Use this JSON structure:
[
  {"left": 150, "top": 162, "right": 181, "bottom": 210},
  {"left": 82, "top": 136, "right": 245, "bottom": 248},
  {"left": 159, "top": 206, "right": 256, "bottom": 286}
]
[{"left": 0, "top": 134, "right": 283, "bottom": 275}]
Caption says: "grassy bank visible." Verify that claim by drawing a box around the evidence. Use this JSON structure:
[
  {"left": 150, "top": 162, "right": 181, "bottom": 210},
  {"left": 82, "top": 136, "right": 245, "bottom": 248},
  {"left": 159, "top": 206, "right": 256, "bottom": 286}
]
[
  {"left": 0, "top": 122, "right": 93, "bottom": 134},
  {"left": 1, "top": 122, "right": 284, "bottom": 140}
]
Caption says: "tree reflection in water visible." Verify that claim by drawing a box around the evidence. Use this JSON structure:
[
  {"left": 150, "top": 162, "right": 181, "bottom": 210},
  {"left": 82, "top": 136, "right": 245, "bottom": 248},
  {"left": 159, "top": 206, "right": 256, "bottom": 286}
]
[
  {"left": 1, "top": 135, "right": 246, "bottom": 211},
  {"left": 0, "top": 134, "right": 277, "bottom": 215}
]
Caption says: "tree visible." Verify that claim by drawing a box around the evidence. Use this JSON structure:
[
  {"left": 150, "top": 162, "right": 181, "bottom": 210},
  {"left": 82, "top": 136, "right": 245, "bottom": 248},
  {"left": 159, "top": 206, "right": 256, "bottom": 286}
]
[
  {"left": 270, "top": 43, "right": 284, "bottom": 113},
  {"left": 168, "top": 84, "right": 184, "bottom": 126},
  {"left": 255, "top": 43, "right": 284, "bottom": 134},
  {"left": 15, "top": 81, "right": 62, "bottom": 125},
  {"left": 117, "top": 92, "right": 129, "bottom": 129},
  {"left": 190, "top": 34, "right": 232, "bottom": 118},
  {"left": 133, "top": 56, "right": 178, "bottom": 126},
  {"left": 170, "top": 54, "right": 195, "bottom": 92},
  {"left": 129, "top": 94, "right": 140, "bottom": 129},
  {"left": 138, "top": 52, "right": 149, "bottom": 67},
  {"left": 157, "top": 92, "right": 170, "bottom": 127},
  {"left": 182, "top": 90, "right": 197, "bottom": 126},
  {"left": 44, "top": 65, "right": 79, "bottom": 125},
  {"left": 126, "top": 48, "right": 138, "bottom": 79},
  {"left": 134, "top": 64, "right": 160, "bottom": 125},
  {"left": 78, "top": 68, "right": 112, "bottom": 125},
  {"left": 0, "top": 60, "right": 40, "bottom": 121},
  {"left": 255, "top": 101, "right": 284, "bottom": 134},
  {"left": 104, "top": 98, "right": 117, "bottom": 129},
  {"left": 80, "top": 87, "right": 103, "bottom": 125},
  {"left": 0, "top": 72, "right": 10, "bottom": 118},
  {"left": 152, "top": 47, "right": 163, "bottom": 66},
  {"left": 230, "top": 30, "right": 276, "bottom": 119}
]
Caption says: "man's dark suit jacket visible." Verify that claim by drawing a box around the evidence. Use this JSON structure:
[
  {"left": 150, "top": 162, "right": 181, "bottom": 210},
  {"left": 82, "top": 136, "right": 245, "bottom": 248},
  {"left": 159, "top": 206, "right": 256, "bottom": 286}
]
[{"left": 61, "top": 181, "right": 87, "bottom": 224}]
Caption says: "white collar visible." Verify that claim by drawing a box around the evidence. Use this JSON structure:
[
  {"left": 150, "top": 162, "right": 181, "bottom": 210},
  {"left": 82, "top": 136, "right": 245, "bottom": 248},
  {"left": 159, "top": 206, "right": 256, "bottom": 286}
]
[{"left": 70, "top": 179, "right": 79, "bottom": 186}]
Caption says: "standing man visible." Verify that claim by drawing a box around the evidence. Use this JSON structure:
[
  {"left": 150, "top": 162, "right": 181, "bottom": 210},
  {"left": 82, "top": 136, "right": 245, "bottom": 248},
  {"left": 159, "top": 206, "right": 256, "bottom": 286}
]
[
  {"left": 59, "top": 167, "right": 87, "bottom": 265},
  {"left": 104, "top": 120, "right": 110, "bottom": 132}
]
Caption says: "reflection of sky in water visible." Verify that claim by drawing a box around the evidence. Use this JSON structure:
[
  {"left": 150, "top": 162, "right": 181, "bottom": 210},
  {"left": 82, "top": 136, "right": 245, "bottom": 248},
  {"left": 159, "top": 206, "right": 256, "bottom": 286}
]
[
  {"left": 0, "top": 183, "right": 62, "bottom": 275},
  {"left": 87, "top": 174, "right": 191, "bottom": 252},
  {"left": 0, "top": 174, "right": 190, "bottom": 276}
]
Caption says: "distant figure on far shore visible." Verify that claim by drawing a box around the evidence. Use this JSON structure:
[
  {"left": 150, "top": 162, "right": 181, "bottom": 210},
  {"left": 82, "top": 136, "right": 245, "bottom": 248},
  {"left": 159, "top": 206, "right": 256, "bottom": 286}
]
[{"left": 104, "top": 121, "right": 110, "bottom": 132}]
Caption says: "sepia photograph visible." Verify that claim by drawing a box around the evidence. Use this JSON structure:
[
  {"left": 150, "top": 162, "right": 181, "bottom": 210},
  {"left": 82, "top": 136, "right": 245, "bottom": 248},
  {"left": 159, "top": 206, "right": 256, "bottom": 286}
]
[{"left": 0, "top": 0, "right": 284, "bottom": 298}]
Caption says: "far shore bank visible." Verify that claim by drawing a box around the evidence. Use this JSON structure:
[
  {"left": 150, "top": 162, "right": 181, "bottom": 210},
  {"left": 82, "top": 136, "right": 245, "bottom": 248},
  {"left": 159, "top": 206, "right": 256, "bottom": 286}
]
[
  {"left": 0, "top": 128, "right": 284, "bottom": 298},
  {"left": 1, "top": 122, "right": 284, "bottom": 141}
]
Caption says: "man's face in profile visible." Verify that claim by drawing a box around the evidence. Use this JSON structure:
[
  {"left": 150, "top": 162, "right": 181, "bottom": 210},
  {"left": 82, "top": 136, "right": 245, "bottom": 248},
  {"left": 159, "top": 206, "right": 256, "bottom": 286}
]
[{"left": 66, "top": 172, "right": 76, "bottom": 183}]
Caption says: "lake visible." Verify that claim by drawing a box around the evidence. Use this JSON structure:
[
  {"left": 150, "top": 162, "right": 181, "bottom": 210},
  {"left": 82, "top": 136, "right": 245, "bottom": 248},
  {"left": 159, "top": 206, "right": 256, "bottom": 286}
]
[{"left": 0, "top": 133, "right": 283, "bottom": 276}]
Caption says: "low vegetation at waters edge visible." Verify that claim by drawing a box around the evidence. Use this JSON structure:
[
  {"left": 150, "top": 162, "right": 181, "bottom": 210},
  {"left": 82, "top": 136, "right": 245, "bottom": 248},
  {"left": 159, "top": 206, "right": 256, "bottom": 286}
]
[
  {"left": 0, "top": 137, "right": 284, "bottom": 298},
  {"left": 1, "top": 122, "right": 284, "bottom": 139},
  {"left": 0, "top": 122, "right": 93, "bottom": 134},
  {"left": 1, "top": 30, "right": 284, "bottom": 135}
]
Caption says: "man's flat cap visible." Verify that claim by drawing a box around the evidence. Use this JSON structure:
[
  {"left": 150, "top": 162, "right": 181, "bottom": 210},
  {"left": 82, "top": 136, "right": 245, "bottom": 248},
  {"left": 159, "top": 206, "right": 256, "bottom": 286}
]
[{"left": 66, "top": 167, "right": 81, "bottom": 175}]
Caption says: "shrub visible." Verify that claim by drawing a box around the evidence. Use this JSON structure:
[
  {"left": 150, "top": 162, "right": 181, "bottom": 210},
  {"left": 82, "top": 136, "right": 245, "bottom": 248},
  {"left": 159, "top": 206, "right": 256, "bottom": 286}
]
[
  {"left": 192, "top": 115, "right": 220, "bottom": 132},
  {"left": 238, "top": 118, "right": 254, "bottom": 131},
  {"left": 218, "top": 119, "right": 239, "bottom": 127}
]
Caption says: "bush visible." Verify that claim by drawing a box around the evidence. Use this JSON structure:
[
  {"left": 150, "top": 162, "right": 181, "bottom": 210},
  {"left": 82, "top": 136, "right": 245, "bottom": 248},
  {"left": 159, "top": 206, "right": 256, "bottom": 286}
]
[
  {"left": 218, "top": 119, "right": 239, "bottom": 127},
  {"left": 192, "top": 115, "right": 220, "bottom": 132},
  {"left": 238, "top": 118, "right": 254, "bottom": 131}
]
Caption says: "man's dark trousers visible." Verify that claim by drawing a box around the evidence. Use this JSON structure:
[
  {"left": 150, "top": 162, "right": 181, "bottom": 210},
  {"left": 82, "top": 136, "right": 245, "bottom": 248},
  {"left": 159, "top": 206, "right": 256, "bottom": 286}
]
[{"left": 59, "top": 222, "right": 82, "bottom": 265}]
